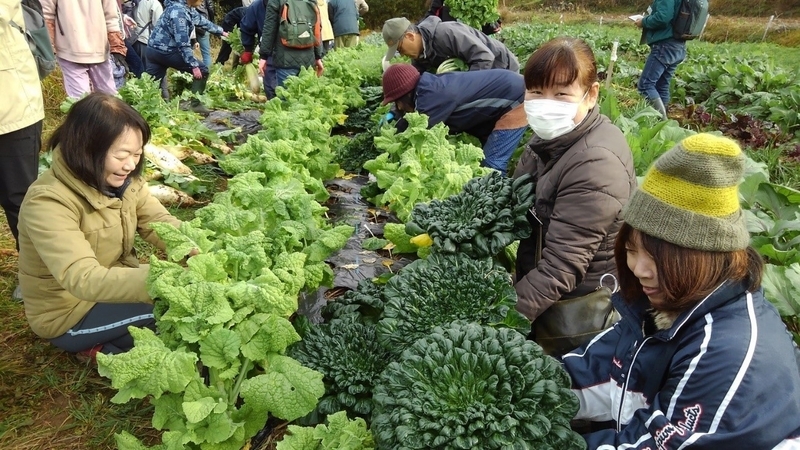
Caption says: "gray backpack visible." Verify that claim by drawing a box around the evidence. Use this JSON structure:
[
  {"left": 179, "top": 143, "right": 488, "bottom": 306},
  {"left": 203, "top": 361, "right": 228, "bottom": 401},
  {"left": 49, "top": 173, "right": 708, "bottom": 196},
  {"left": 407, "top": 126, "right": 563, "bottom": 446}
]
[
  {"left": 10, "top": 0, "right": 57, "bottom": 79},
  {"left": 672, "top": 0, "right": 709, "bottom": 40}
]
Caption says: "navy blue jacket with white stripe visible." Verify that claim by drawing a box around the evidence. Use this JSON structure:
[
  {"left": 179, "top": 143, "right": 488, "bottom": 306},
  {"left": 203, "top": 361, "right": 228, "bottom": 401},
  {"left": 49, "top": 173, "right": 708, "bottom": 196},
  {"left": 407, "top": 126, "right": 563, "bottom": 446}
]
[{"left": 563, "top": 280, "right": 800, "bottom": 449}]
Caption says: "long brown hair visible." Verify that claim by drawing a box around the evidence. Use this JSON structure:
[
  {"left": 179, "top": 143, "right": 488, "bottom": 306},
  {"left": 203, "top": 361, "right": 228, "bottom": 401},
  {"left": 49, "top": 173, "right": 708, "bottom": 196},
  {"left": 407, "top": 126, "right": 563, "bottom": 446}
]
[{"left": 614, "top": 223, "right": 763, "bottom": 312}]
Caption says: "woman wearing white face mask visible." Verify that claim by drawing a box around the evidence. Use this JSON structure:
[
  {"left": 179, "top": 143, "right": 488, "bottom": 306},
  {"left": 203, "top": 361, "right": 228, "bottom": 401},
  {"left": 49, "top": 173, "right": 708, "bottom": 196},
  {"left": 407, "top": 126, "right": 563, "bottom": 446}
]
[{"left": 512, "top": 37, "right": 636, "bottom": 356}]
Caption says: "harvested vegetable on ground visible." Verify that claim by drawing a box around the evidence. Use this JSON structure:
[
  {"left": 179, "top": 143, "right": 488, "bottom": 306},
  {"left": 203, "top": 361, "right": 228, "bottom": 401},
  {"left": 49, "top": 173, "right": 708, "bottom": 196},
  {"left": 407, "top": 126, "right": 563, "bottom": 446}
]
[
  {"left": 148, "top": 184, "right": 199, "bottom": 207},
  {"left": 145, "top": 143, "right": 194, "bottom": 176}
]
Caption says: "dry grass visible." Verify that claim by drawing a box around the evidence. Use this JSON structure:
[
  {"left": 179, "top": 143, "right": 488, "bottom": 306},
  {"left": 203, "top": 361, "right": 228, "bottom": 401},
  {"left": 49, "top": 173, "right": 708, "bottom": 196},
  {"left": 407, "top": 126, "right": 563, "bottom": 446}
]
[{"left": 498, "top": 6, "right": 800, "bottom": 47}]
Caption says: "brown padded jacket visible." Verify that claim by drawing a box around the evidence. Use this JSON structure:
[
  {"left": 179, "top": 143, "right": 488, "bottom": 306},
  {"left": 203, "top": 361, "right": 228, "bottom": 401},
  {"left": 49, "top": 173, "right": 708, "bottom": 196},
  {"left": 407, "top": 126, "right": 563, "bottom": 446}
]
[{"left": 512, "top": 106, "right": 636, "bottom": 321}]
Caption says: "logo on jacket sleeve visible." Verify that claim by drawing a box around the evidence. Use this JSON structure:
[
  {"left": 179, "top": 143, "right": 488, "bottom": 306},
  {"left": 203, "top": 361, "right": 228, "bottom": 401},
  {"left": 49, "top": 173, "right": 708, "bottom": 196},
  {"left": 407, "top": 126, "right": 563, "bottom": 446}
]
[{"left": 654, "top": 404, "right": 702, "bottom": 448}]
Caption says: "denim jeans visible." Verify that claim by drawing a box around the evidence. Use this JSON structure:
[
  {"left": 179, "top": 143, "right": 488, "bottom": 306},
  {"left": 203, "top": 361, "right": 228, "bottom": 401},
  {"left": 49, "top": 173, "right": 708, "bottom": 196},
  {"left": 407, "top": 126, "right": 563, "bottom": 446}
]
[
  {"left": 637, "top": 38, "right": 686, "bottom": 105},
  {"left": 197, "top": 32, "right": 212, "bottom": 68},
  {"left": 482, "top": 126, "right": 527, "bottom": 172},
  {"left": 275, "top": 66, "right": 300, "bottom": 96},
  {"left": 145, "top": 47, "right": 209, "bottom": 82},
  {"left": 263, "top": 56, "right": 278, "bottom": 99}
]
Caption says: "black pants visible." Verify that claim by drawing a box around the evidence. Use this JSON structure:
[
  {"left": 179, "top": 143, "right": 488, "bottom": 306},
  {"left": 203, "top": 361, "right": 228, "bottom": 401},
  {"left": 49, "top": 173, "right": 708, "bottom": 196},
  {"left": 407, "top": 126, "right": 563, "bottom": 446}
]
[
  {"left": 0, "top": 120, "right": 42, "bottom": 249},
  {"left": 49, "top": 302, "right": 156, "bottom": 354}
]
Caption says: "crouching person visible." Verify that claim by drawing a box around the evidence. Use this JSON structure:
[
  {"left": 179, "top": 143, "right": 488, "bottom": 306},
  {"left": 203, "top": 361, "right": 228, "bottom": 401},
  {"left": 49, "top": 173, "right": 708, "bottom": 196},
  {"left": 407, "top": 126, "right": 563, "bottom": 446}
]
[
  {"left": 145, "top": 0, "right": 227, "bottom": 113},
  {"left": 563, "top": 133, "right": 800, "bottom": 448},
  {"left": 381, "top": 63, "right": 527, "bottom": 172},
  {"left": 17, "top": 94, "right": 187, "bottom": 359}
]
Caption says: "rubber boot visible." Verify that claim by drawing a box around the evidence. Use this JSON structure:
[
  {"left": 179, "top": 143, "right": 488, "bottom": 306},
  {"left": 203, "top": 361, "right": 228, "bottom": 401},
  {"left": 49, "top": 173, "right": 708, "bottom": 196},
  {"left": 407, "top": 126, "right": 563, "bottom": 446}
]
[
  {"left": 650, "top": 97, "right": 668, "bottom": 120},
  {"left": 189, "top": 77, "right": 211, "bottom": 115}
]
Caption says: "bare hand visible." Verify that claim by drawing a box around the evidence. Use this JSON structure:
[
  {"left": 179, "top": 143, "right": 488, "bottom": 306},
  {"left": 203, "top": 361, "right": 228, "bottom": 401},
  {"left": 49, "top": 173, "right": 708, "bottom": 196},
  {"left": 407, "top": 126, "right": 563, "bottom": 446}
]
[
  {"left": 258, "top": 58, "right": 267, "bottom": 76},
  {"left": 314, "top": 59, "right": 324, "bottom": 77},
  {"left": 192, "top": 66, "right": 203, "bottom": 79},
  {"left": 635, "top": 18, "right": 643, "bottom": 28}
]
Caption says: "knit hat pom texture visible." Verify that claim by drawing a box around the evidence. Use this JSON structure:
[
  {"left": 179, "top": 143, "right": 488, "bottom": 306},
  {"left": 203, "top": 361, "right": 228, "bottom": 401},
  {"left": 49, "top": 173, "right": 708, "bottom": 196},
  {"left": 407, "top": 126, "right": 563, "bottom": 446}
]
[{"left": 622, "top": 133, "right": 750, "bottom": 252}]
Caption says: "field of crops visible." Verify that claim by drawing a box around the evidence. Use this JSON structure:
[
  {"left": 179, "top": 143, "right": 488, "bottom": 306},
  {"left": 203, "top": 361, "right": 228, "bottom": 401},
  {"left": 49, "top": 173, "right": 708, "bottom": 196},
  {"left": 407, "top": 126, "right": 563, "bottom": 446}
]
[{"left": 1, "top": 19, "right": 800, "bottom": 450}]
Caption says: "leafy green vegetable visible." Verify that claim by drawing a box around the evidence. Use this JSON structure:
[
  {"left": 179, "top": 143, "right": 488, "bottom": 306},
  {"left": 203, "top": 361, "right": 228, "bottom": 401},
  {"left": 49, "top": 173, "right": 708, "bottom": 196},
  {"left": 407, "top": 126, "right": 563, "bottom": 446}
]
[
  {"left": 289, "top": 317, "right": 392, "bottom": 421},
  {"left": 372, "top": 321, "right": 585, "bottom": 450},
  {"left": 277, "top": 411, "right": 375, "bottom": 450},
  {"left": 406, "top": 171, "right": 534, "bottom": 258},
  {"left": 376, "top": 252, "right": 530, "bottom": 354},
  {"left": 382, "top": 222, "right": 419, "bottom": 255},
  {"left": 322, "top": 279, "right": 386, "bottom": 325},
  {"left": 363, "top": 112, "right": 491, "bottom": 221},
  {"left": 446, "top": 0, "right": 500, "bottom": 30}
]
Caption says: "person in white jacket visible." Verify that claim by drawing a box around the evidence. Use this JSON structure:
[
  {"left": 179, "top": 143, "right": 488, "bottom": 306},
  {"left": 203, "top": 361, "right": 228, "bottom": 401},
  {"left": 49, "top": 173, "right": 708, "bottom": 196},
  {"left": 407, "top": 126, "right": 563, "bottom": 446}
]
[
  {"left": 42, "top": 0, "right": 127, "bottom": 97},
  {"left": 0, "top": 0, "right": 46, "bottom": 300}
]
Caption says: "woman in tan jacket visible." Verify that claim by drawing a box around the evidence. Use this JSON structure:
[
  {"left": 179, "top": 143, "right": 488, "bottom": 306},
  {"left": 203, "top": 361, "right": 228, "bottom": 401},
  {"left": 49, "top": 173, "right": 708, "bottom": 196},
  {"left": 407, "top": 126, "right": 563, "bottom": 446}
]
[{"left": 17, "top": 93, "right": 184, "bottom": 357}]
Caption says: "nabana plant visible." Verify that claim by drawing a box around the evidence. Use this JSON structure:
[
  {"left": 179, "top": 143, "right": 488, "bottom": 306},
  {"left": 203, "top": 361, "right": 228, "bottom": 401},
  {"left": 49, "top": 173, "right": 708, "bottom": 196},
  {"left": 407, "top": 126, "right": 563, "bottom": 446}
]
[{"left": 372, "top": 321, "right": 586, "bottom": 450}]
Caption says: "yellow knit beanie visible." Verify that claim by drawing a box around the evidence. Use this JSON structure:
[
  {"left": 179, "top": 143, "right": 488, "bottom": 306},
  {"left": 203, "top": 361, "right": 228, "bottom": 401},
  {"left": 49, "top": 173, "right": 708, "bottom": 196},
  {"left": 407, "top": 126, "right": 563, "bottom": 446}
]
[{"left": 622, "top": 133, "right": 750, "bottom": 251}]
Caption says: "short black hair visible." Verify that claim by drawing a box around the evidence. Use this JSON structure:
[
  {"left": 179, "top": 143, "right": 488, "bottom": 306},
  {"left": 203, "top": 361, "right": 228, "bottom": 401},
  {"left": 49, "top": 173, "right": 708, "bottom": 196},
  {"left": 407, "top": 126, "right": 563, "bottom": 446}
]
[{"left": 48, "top": 93, "right": 150, "bottom": 191}]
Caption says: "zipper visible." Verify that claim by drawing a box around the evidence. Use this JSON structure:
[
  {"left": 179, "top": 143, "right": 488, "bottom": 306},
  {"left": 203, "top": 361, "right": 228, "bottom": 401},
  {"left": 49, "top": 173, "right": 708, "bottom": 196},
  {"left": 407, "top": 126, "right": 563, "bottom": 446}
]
[
  {"left": 616, "top": 335, "right": 652, "bottom": 432},
  {"left": 56, "top": 3, "right": 64, "bottom": 36}
]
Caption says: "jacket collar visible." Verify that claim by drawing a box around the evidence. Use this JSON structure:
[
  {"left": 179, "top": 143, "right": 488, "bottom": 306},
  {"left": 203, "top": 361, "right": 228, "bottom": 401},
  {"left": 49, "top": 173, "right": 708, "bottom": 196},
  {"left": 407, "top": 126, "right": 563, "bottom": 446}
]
[
  {"left": 50, "top": 148, "right": 123, "bottom": 210},
  {"left": 417, "top": 16, "right": 439, "bottom": 60},
  {"left": 613, "top": 280, "right": 748, "bottom": 341},
  {"left": 528, "top": 105, "right": 601, "bottom": 168}
]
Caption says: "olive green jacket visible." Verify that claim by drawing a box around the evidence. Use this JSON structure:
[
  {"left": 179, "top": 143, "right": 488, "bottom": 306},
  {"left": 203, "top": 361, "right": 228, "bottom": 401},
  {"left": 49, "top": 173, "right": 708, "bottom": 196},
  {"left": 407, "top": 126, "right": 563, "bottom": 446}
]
[
  {"left": 259, "top": 0, "right": 323, "bottom": 69},
  {"left": 18, "top": 149, "right": 180, "bottom": 339}
]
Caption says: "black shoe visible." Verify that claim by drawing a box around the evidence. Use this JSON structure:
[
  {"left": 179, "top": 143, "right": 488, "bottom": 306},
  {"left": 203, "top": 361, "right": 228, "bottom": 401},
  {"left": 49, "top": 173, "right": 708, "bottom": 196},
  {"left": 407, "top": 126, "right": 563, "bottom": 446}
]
[{"left": 189, "top": 98, "right": 212, "bottom": 115}]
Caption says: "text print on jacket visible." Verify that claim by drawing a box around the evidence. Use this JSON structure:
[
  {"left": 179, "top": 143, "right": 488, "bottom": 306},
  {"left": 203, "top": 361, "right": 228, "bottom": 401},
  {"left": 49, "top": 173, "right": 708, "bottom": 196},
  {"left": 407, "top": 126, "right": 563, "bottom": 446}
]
[{"left": 562, "top": 281, "right": 800, "bottom": 449}]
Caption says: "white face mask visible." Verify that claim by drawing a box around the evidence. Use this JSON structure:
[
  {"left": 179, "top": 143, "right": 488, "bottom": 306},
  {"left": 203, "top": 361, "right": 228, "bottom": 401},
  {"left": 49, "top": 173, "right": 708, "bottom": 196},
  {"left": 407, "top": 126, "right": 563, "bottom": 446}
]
[{"left": 524, "top": 92, "right": 588, "bottom": 140}]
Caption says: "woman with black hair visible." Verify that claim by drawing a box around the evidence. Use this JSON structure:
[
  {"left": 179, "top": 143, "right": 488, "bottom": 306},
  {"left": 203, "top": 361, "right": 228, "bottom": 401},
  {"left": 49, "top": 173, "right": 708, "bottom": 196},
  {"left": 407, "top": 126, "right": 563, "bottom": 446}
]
[{"left": 17, "top": 93, "right": 186, "bottom": 359}]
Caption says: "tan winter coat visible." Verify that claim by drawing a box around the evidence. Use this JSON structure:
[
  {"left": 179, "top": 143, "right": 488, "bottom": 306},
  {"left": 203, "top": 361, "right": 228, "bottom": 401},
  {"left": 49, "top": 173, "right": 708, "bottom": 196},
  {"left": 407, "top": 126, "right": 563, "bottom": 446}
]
[
  {"left": 512, "top": 107, "right": 636, "bottom": 321},
  {"left": 18, "top": 149, "right": 180, "bottom": 339},
  {"left": 0, "top": 0, "right": 45, "bottom": 134},
  {"left": 41, "top": 0, "right": 123, "bottom": 64},
  {"left": 317, "top": 0, "right": 334, "bottom": 41}
]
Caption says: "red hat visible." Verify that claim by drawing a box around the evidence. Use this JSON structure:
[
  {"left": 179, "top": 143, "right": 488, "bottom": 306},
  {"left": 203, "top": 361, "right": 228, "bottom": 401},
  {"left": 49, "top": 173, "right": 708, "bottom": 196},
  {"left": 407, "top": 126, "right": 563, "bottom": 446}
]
[{"left": 382, "top": 64, "right": 420, "bottom": 105}]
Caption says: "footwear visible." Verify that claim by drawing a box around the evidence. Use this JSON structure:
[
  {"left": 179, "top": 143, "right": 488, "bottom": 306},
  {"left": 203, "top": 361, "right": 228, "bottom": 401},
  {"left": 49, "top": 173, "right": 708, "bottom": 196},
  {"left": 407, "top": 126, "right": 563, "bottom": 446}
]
[
  {"left": 189, "top": 98, "right": 212, "bottom": 114},
  {"left": 649, "top": 97, "right": 668, "bottom": 120},
  {"left": 75, "top": 345, "right": 104, "bottom": 364},
  {"left": 12, "top": 285, "right": 22, "bottom": 301}
]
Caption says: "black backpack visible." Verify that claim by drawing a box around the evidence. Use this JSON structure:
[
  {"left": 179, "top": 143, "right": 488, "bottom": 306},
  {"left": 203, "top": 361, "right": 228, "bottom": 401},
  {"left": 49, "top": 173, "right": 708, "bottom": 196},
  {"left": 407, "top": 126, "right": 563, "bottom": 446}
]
[
  {"left": 10, "top": 0, "right": 56, "bottom": 79},
  {"left": 672, "top": 0, "right": 709, "bottom": 40}
]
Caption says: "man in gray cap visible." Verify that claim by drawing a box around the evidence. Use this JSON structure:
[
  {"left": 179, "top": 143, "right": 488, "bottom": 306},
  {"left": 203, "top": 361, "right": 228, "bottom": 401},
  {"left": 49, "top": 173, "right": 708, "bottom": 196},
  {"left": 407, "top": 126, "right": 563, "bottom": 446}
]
[{"left": 382, "top": 16, "right": 519, "bottom": 74}]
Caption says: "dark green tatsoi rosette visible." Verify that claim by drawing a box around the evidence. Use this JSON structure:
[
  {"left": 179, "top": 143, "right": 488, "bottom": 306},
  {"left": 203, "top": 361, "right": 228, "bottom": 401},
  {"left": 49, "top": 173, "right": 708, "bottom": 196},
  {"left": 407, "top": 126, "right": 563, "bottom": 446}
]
[
  {"left": 372, "top": 321, "right": 585, "bottom": 450},
  {"left": 321, "top": 278, "right": 386, "bottom": 324},
  {"left": 405, "top": 171, "right": 534, "bottom": 259},
  {"left": 289, "top": 316, "right": 392, "bottom": 423},
  {"left": 375, "top": 252, "right": 530, "bottom": 355}
]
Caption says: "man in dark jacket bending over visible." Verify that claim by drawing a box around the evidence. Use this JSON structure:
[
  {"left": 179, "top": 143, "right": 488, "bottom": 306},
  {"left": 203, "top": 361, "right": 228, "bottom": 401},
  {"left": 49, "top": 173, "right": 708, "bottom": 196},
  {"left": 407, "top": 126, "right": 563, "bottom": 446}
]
[
  {"left": 382, "top": 16, "right": 519, "bottom": 73},
  {"left": 382, "top": 63, "right": 527, "bottom": 172}
]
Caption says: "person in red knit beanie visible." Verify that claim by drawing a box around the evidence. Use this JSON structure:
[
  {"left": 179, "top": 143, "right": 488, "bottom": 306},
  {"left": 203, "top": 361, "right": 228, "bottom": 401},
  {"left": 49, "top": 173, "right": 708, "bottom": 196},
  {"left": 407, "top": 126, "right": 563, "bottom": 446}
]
[{"left": 381, "top": 63, "right": 526, "bottom": 172}]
